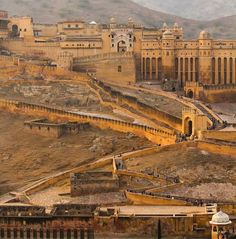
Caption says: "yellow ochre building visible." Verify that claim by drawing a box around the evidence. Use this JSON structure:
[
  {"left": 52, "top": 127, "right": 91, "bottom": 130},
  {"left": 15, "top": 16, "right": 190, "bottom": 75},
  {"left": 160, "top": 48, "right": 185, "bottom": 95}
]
[{"left": 1, "top": 10, "right": 236, "bottom": 100}]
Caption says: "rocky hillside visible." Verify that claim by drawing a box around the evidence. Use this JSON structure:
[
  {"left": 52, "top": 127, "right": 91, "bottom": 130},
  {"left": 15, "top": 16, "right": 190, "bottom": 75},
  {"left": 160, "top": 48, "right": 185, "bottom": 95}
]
[
  {"left": 0, "top": 0, "right": 236, "bottom": 39},
  {"left": 133, "top": 0, "right": 236, "bottom": 21}
]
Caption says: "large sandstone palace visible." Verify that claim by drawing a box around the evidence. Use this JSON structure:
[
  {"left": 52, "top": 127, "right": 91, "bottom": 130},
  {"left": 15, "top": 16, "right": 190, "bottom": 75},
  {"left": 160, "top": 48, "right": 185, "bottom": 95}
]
[{"left": 1, "top": 10, "right": 236, "bottom": 100}]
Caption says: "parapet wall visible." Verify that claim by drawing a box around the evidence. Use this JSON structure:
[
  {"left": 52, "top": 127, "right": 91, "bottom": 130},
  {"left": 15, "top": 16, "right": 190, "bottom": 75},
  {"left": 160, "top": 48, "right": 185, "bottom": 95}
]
[
  {"left": 0, "top": 99, "right": 177, "bottom": 146},
  {"left": 125, "top": 191, "right": 189, "bottom": 206},
  {"left": 201, "top": 130, "right": 236, "bottom": 142}
]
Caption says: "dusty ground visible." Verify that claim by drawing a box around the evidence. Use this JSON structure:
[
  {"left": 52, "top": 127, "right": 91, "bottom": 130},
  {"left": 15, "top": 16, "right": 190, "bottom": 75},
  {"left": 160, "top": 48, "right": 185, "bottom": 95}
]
[
  {"left": 125, "top": 144, "right": 236, "bottom": 201},
  {"left": 0, "top": 112, "right": 153, "bottom": 195},
  {"left": 0, "top": 80, "right": 109, "bottom": 113},
  {"left": 30, "top": 184, "right": 128, "bottom": 207}
]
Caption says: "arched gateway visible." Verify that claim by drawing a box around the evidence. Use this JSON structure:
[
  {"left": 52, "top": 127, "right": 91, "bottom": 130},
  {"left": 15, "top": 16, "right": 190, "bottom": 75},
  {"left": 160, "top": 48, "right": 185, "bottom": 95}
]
[{"left": 182, "top": 108, "right": 208, "bottom": 138}]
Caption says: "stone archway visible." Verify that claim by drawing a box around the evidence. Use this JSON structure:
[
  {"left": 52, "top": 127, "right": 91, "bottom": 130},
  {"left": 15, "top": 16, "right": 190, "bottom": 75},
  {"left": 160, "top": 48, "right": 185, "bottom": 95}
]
[
  {"left": 117, "top": 40, "right": 127, "bottom": 53},
  {"left": 187, "top": 89, "right": 194, "bottom": 99},
  {"left": 11, "top": 24, "right": 19, "bottom": 37},
  {"left": 184, "top": 117, "right": 193, "bottom": 137}
]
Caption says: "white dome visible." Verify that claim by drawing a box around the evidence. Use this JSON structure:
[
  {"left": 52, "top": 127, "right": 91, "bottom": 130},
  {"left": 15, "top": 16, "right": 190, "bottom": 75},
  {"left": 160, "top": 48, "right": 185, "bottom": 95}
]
[
  {"left": 210, "top": 211, "right": 232, "bottom": 225},
  {"left": 199, "top": 30, "right": 211, "bottom": 39},
  {"left": 90, "top": 21, "right": 97, "bottom": 25}
]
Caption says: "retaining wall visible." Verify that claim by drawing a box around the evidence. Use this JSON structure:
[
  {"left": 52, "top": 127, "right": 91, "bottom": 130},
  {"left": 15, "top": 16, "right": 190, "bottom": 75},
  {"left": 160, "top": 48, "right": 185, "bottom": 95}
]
[{"left": 125, "top": 191, "right": 189, "bottom": 206}]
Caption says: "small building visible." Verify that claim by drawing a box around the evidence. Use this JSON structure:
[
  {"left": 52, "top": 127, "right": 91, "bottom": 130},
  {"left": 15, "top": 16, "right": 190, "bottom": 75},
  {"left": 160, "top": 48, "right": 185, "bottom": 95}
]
[
  {"left": 24, "top": 119, "right": 89, "bottom": 138},
  {"left": 71, "top": 172, "right": 120, "bottom": 197}
]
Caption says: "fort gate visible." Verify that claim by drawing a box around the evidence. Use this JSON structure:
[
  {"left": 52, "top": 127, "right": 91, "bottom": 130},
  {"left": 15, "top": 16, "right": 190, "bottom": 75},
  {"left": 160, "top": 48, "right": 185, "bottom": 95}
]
[{"left": 182, "top": 108, "right": 208, "bottom": 137}]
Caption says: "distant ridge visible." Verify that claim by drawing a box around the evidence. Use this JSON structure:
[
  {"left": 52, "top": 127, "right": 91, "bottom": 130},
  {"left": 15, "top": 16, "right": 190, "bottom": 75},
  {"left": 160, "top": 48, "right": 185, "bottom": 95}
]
[{"left": 132, "top": 0, "right": 236, "bottom": 21}]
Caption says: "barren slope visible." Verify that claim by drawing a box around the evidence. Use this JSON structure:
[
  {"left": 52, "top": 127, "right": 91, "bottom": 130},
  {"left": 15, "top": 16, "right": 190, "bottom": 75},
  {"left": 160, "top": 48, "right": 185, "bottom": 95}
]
[{"left": 0, "top": 112, "right": 152, "bottom": 195}]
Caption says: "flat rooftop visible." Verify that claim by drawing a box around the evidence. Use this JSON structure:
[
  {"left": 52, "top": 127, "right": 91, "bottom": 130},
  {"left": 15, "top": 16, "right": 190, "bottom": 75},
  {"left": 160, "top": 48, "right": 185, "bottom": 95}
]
[{"left": 99, "top": 205, "right": 210, "bottom": 217}]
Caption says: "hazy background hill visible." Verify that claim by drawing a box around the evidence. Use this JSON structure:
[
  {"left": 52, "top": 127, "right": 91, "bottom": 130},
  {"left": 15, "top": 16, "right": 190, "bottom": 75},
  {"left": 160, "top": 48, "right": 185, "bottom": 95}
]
[
  {"left": 0, "top": 0, "right": 236, "bottom": 39},
  {"left": 133, "top": 0, "right": 236, "bottom": 21}
]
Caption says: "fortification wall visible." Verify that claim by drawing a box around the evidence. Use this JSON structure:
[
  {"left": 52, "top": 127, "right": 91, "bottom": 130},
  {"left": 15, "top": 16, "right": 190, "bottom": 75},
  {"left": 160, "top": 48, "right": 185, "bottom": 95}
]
[
  {"left": 201, "top": 130, "right": 236, "bottom": 142},
  {"left": 0, "top": 39, "right": 60, "bottom": 60},
  {"left": 201, "top": 85, "right": 236, "bottom": 103},
  {"left": 196, "top": 140, "right": 236, "bottom": 157},
  {"left": 0, "top": 99, "right": 177, "bottom": 146}
]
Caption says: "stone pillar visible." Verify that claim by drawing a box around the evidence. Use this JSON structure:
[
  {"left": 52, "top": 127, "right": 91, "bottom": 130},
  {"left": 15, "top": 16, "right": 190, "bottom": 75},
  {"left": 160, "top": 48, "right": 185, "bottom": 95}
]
[
  {"left": 150, "top": 57, "right": 153, "bottom": 80},
  {"left": 227, "top": 58, "right": 230, "bottom": 84},
  {"left": 221, "top": 58, "right": 224, "bottom": 85},
  {"left": 188, "top": 58, "right": 191, "bottom": 82},
  {"left": 156, "top": 57, "right": 159, "bottom": 80},
  {"left": 71, "top": 230, "right": 75, "bottom": 239},
  {"left": 141, "top": 57, "right": 143, "bottom": 80},
  {"left": 182, "top": 57, "right": 186, "bottom": 85},
  {"left": 36, "top": 230, "right": 41, "bottom": 239},
  {"left": 178, "top": 57, "right": 181, "bottom": 82},
  {"left": 215, "top": 58, "right": 219, "bottom": 85},
  {"left": 233, "top": 58, "right": 236, "bottom": 84},
  {"left": 50, "top": 229, "right": 53, "bottom": 239},
  {"left": 10, "top": 229, "right": 14, "bottom": 239},
  {"left": 57, "top": 229, "right": 60, "bottom": 239},
  {"left": 144, "top": 58, "right": 146, "bottom": 80},
  {"left": 84, "top": 230, "right": 89, "bottom": 239},
  {"left": 75, "top": 229, "right": 80, "bottom": 239},
  {"left": 43, "top": 230, "right": 47, "bottom": 239},
  {"left": 193, "top": 57, "right": 196, "bottom": 82},
  {"left": 24, "top": 229, "right": 27, "bottom": 239},
  {"left": 3, "top": 228, "right": 7, "bottom": 239},
  {"left": 30, "top": 229, "right": 34, "bottom": 239}
]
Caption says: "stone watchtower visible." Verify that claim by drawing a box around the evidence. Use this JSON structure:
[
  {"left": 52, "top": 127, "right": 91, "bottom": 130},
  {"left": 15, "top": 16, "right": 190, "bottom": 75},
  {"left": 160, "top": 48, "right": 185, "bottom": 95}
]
[
  {"left": 210, "top": 211, "right": 232, "bottom": 239},
  {"left": 161, "top": 30, "right": 175, "bottom": 79},
  {"left": 198, "top": 31, "right": 213, "bottom": 85}
]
